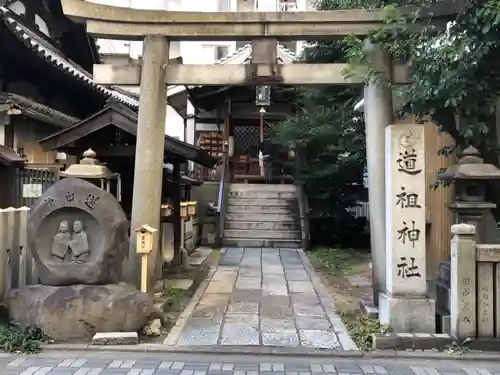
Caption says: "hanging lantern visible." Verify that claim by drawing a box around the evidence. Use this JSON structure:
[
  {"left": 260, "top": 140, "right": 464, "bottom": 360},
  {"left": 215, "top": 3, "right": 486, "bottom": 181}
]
[{"left": 255, "top": 85, "right": 271, "bottom": 107}]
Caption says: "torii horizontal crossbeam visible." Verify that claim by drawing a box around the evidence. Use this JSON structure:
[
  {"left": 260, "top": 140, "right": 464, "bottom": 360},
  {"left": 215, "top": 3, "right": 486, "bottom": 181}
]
[
  {"left": 93, "top": 63, "right": 410, "bottom": 86},
  {"left": 61, "top": 0, "right": 462, "bottom": 40}
]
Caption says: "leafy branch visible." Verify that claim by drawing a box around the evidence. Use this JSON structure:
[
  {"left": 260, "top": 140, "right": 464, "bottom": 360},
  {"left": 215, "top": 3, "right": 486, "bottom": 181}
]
[{"left": 343, "top": 0, "right": 500, "bottom": 156}]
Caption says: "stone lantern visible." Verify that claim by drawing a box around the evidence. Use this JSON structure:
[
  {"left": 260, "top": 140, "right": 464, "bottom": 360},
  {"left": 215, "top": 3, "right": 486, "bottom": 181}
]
[
  {"left": 60, "top": 149, "right": 122, "bottom": 202},
  {"left": 438, "top": 145, "right": 500, "bottom": 242}
]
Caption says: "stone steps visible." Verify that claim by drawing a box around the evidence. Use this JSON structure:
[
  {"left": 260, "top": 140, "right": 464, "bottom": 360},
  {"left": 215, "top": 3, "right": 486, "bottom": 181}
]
[
  {"left": 223, "top": 183, "right": 302, "bottom": 248},
  {"left": 225, "top": 213, "right": 298, "bottom": 222},
  {"left": 226, "top": 205, "right": 297, "bottom": 214},
  {"left": 225, "top": 221, "right": 300, "bottom": 230},
  {"left": 227, "top": 198, "right": 295, "bottom": 206},
  {"left": 222, "top": 237, "right": 302, "bottom": 248},
  {"left": 224, "top": 229, "right": 302, "bottom": 240},
  {"left": 229, "top": 183, "right": 297, "bottom": 192},
  {"left": 228, "top": 190, "right": 296, "bottom": 199}
]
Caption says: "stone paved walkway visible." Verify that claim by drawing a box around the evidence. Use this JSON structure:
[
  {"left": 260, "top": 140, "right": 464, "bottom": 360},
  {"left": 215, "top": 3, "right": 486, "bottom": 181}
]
[
  {"left": 165, "top": 248, "right": 356, "bottom": 350},
  {"left": 3, "top": 352, "right": 500, "bottom": 375}
]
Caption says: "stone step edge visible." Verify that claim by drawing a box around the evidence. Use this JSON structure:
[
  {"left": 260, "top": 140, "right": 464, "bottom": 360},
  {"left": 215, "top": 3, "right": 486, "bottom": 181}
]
[
  {"left": 373, "top": 332, "right": 500, "bottom": 352},
  {"left": 373, "top": 333, "right": 454, "bottom": 350},
  {"left": 223, "top": 230, "right": 302, "bottom": 238},
  {"left": 227, "top": 205, "right": 299, "bottom": 209},
  {"left": 225, "top": 215, "right": 299, "bottom": 220},
  {"left": 224, "top": 222, "right": 300, "bottom": 227},
  {"left": 224, "top": 229, "right": 302, "bottom": 233},
  {"left": 92, "top": 332, "right": 139, "bottom": 346},
  {"left": 41, "top": 342, "right": 500, "bottom": 359},
  {"left": 222, "top": 238, "right": 302, "bottom": 247}
]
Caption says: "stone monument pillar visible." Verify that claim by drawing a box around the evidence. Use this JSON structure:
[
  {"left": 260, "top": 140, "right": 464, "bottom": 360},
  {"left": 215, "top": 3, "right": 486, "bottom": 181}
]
[
  {"left": 449, "top": 223, "right": 477, "bottom": 339},
  {"left": 379, "top": 123, "right": 435, "bottom": 332}
]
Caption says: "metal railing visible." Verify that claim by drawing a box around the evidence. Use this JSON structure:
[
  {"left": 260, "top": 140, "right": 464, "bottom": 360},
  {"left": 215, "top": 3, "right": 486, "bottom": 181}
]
[{"left": 216, "top": 155, "right": 230, "bottom": 245}]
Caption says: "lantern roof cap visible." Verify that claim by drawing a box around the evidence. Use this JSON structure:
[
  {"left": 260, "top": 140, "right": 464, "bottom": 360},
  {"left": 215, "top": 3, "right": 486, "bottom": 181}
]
[
  {"left": 439, "top": 146, "right": 500, "bottom": 180},
  {"left": 60, "top": 148, "right": 118, "bottom": 179}
]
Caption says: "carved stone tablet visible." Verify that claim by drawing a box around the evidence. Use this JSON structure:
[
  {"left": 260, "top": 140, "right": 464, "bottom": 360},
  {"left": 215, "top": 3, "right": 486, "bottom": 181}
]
[{"left": 27, "top": 178, "right": 129, "bottom": 286}]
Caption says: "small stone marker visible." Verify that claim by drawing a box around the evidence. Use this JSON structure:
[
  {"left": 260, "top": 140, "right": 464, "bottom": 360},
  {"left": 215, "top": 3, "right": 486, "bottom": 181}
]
[
  {"left": 379, "top": 124, "right": 435, "bottom": 332},
  {"left": 92, "top": 332, "right": 139, "bottom": 345}
]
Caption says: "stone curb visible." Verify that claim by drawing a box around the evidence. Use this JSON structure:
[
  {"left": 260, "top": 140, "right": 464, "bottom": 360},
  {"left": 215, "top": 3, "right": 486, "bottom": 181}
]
[
  {"left": 163, "top": 251, "right": 218, "bottom": 346},
  {"left": 296, "top": 249, "right": 358, "bottom": 351},
  {"left": 39, "top": 344, "right": 500, "bottom": 361}
]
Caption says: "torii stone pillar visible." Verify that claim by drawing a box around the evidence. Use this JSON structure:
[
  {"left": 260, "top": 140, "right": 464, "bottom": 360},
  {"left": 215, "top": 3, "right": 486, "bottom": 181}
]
[
  {"left": 363, "top": 42, "right": 392, "bottom": 306},
  {"left": 125, "top": 35, "right": 169, "bottom": 289}
]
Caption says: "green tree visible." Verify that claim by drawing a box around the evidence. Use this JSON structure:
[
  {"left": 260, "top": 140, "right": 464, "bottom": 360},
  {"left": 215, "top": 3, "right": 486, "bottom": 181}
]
[
  {"left": 345, "top": 0, "right": 500, "bottom": 156},
  {"left": 271, "top": 41, "right": 367, "bottom": 245}
]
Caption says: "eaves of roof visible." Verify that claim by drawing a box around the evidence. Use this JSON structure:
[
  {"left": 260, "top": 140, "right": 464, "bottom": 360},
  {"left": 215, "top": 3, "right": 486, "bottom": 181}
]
[
  {"left": 0, "top": 91, "right": 79, "bottom": 128},
  {"left": 0, "top": 6, "right": 140, "bottom": 109}
]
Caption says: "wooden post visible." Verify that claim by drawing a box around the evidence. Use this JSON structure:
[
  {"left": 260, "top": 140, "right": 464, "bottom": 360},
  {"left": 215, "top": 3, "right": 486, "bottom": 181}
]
[
  {"left": 134, "top": 224, "right": 157, "bottom": 294},
  {"left": 140, "top": 253, "right": 148, "bottom": 293},
  {"left": 450, "top": 223, "right": 477, "bottom": 339},
  {"left": 127, "top": 35, "right": 169, "bottom": 289},
  {"left": 172, "top": 161, "right": 182, "bottom": 265}
]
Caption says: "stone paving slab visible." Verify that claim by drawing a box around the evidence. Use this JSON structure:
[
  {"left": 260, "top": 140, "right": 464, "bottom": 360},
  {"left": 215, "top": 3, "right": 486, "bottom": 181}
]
[
  {"left": 165, "top": 248, "right": 357, "bottom": 350},
  {"left": 4, "top": 354, "right": 500, "bottom": 375}
]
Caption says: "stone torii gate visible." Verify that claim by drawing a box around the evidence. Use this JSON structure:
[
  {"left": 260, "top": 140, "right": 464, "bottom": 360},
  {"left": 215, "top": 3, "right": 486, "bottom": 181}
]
[{"left": 60, "top": 0, "right": 459, "bottom": 332}]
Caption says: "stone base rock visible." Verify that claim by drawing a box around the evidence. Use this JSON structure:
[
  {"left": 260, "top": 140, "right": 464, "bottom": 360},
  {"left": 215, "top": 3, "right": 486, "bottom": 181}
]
[
  {"left": 92, "top": 332, "right": 139, "bottom": 345},
  {"left": 7, "top": 284, "right": 164, "bottom": 342},
  {"left": 379, "top": 292, "right": 436, "bottom": 333}
]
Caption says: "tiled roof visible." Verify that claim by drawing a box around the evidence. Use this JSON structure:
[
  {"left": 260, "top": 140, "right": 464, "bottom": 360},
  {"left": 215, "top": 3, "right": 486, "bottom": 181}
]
[
  {"left": 216, "top": 43, "right": 297, "bottom": 65},
  {"left": 0, "top": 7, "right": 139, "bottom": 109},
  {"left": 0, "top": 92, "right": 80, "bottom": 128},
  {"left": 166, "top": 43, "right": 297, "bottom": 98}
]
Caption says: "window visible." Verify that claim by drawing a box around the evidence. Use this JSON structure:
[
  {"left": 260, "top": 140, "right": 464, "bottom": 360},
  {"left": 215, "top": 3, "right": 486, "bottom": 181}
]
[
  {"left": 217, "top": 0, "right": 231, "bottom": 11},
  {"left": 34, "top": 14, "right": 50, "bottom": 37},
  {"left": 278, "top": 0, "right": 297, "bottom": 11},
  {"left": 8, "top": 1, "right": 26, "bottom": 16},
  {"left": 282, "top": 41, "right": 297, "bottom": 54},
  {"left": 236, "top": 41, "right": 248, "bottom": 50},
  {"left": 215, "top": 45, "right": 230, "bottom": 60}
]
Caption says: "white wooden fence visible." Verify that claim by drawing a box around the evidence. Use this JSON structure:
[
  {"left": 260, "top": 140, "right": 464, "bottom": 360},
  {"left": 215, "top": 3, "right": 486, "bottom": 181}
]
[{"left": 0, "top": 207, "right": 38, "bottom": 301}]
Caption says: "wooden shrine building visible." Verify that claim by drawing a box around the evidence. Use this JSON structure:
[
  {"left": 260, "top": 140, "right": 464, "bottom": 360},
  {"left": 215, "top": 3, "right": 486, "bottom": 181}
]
[
  {"left": 0, "top": 0, "right": 140, "bottom": 207},
  {"left": 168, "top": 44, "right": 298, "bottom": 183},
  {"left": 39, "top": 100, "right": 217, "bottom": 217}
]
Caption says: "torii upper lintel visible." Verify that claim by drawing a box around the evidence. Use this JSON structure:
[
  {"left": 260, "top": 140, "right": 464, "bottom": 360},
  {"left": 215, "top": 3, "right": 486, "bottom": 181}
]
[{"left": 61, "top": 0, "right": 464, "bottom": 41}]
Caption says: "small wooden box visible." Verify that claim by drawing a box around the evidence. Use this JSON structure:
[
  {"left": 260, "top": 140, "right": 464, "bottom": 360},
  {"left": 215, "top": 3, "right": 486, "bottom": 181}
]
[
  {"left": 180, "top": 202, "right": 188, "bottom": 218},
  {"left": 186, "top": 201, "right": 197, "bottom": 216},
  {"left": 133, "top": 224, "right": 157, "bottom": 254}
]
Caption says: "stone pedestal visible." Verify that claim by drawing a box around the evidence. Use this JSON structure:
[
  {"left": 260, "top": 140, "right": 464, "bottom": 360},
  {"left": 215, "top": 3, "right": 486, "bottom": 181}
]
[
  {"left": 382, "top": 124, "right": 435, "bottom": 332},
  {"left": 379, "top": 293, "right": 435, "bottom": 332},
  {"left": 7, "top": 284, "right": 162, "bottom": 341}
]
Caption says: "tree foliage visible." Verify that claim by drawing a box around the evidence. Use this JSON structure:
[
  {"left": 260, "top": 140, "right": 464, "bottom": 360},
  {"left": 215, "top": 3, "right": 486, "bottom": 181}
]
[
  {"left": 345, "top": 0, "right": 500, "bottom": 157},
  {"left": 273, "top": 0, "right": 500, "bottom": 244},
  {"left": 271, "top": 28, "right": 367, "bottom": 246}
]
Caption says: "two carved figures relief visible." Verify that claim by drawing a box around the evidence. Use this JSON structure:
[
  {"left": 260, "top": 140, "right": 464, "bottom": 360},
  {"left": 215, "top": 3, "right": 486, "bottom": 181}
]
[{"left": 51, "top": 219, "right": 90, "bottom": 264}]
